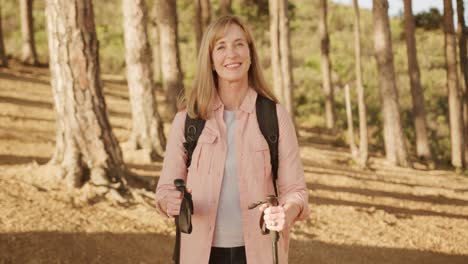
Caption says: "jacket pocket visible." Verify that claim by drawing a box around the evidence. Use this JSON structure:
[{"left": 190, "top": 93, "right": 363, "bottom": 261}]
[
  {"left": 249, "top": 135, "right": 271, "bottom": 176},
  {"left": 193, "top": 131, "right": 217, "bottom": 176}
]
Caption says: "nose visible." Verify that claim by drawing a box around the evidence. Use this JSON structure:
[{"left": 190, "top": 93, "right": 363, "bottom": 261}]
[{"left": 226, "top": 45, "right": 237, "bottom": 58}]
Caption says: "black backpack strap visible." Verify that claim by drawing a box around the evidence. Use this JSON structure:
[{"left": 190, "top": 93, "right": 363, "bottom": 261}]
[
  {"left": 255, "top": 95, "right": 279, "bottom": 197},
  {"left": 183, "top": 115, "right": 206, "bottom": 168},
  {"left": 173, "top": 114, "right": 205, "bottom": 264}
]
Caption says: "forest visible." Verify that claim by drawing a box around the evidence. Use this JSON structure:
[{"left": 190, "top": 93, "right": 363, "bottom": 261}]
[{"left": 0, "top": 0, "right": 468, "bottom": 263}]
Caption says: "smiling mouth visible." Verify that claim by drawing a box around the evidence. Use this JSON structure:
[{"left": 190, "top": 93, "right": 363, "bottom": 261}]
[{"left": 224, "top": 63, "right": 242, "bottom": 69}]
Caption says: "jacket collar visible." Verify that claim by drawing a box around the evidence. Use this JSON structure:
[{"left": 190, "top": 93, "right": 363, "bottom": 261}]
[{"left": 239, "top": 87, "right": 257, "bottom": 114}]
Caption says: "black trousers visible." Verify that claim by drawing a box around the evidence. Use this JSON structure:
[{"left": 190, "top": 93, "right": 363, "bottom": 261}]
[{"left": 208, "top": 246, "right": 247, "bottom": 264}]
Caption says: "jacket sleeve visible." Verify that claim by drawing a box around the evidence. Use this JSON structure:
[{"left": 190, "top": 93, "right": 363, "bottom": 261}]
[
  {"left": 154, "top": 111, "right": 187, "bottom": 216},
  {"left": 276, "top": 104, "right": 310, "bottom": 222}
]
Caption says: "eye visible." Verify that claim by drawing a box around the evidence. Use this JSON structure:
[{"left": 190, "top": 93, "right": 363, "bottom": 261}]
[
  {"left": 216, "top": 45, "right": 225, "bottom": 50},
  {"left": 236, "top": 42, "right": 244, "bottom": 46}
]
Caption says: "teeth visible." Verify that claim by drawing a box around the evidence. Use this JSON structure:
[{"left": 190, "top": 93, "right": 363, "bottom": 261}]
[{"left": 225, "top": 63, "right": 241, "bottom": 68}]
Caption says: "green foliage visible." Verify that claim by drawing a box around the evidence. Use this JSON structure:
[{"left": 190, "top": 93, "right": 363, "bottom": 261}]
[{"left": 414, "top": 8, "right": 443, "bottom": 31}]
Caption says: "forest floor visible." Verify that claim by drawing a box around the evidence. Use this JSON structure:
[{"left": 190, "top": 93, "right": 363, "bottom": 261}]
[{"left": 1, "top": 61, "right": 468, "bottom": 264}]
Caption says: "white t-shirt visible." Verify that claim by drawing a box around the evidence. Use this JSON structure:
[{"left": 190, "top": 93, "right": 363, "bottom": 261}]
[{"left": 212, "top": 110, "right": 245, "bottom": 247}]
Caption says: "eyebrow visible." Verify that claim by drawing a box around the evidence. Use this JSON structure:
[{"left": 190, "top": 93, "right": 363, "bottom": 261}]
[{"left": 215, "top": 38, "right": 246, "bottom": 45}]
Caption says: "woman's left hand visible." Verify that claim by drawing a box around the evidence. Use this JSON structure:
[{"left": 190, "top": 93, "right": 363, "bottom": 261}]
[{"left": 258, "top": 204, "right": 287, "bottom": 231}]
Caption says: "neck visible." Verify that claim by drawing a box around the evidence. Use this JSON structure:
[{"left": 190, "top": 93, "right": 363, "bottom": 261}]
[{"left": 217, "top": 78, "right": 249, "bottom": 110}]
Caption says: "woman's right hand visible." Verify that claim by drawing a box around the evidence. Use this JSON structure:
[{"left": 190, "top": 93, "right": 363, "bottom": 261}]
[{"left": 163, "top": 186, "right": 192, "bottom": 217}]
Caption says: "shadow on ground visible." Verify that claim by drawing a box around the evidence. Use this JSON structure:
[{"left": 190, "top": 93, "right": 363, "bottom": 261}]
[
  {"left": 289, "top": 239, "right": 468, "bottom": 264},
  {"left": 1, "top": 232, "right": 467, "bottom": 264},
  {"left": 0, "top": 232, "right": 173, "bottom": 264}
]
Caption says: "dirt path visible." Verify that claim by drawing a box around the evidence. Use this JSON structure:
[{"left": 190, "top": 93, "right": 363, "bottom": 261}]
[{"left": 1, "top": 62, "right": 468, "bottom": 263}]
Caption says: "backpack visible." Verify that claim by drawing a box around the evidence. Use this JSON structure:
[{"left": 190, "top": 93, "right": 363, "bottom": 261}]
[{"left": 183, "top": 94, "right": 280, "bottom": 195}]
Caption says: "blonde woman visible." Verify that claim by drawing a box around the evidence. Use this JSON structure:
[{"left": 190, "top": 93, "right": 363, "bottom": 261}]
[{"left": 155, "top": 15, "right": 309, "bottom": 264}]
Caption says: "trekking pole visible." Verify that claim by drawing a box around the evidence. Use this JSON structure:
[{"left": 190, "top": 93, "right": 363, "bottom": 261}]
[
  {"left": 248, "top": 194, "right": 279, "bottom": 264},
  {"left": 173, "top": 179, "right": 185, "bottom": 264},
  {"left": 172, "top": 179, "right": 193, "bottom": 264},
  {"left": 266, "top": 195, "right": 279, "bottom": 264}
]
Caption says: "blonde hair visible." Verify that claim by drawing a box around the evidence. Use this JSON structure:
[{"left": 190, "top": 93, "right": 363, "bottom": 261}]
[{"left": 181, "top": 15, "right": 278, "bottom": 120}]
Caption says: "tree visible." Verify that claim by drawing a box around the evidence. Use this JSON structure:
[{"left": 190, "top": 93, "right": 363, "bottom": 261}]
[
  {"left": 269, "top": 0, "right": 282, "bottom": 105},
  {"left": 220, "top": 0, "right": 232, "bottom": 15},
  {"left": 373, "top": 0, "right": 410, "bottom": 167},
  {"left": 352, "top": 0, "right": 368, "bottom": 166},
  {"left": 122, "top": 0, "right": 166, "bottom": 161},
  {"left": 269, "top": 0, "right": 294, "bottom": 119},
  {"left": 194, "top": 0, "right": 211, "bottom": 53},
  {"left": 319, "top": 0, "right": 335, "bottom": 129},
  {"left": 46, "top": 0, "right": 127, "bottom": 188},
  {"left": 20, "top": 0, "right": 38, "bottom": 65},
  {"left": 344, "top": 84, "right": 358, "bottom": 157},
  {"left": 154, "top": 0, "right": 184, "bottom": 117},
  {"left": 0, "top": 5, "right": 7, "bottom": 67},
  {"left": 279, "top": 0, "right": 293, "bottom": 116},
  {"left": 456, "top": 0, "right": 468, "bottom": 164},
  {"left": 149, "top": 10, "right": 162, "bottom": 83},
  {"left": 201, "top": 0, "right": 211, "bottom": 29},
  {"left": 444, "top": 0, "right": 465, "bottom": 169},
  {"left": 403, "top": 0, "right": 432, "bottom": 162}
]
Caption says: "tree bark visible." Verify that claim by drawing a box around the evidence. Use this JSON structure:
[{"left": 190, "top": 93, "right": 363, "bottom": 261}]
[
  {"left": 194, "top": 0, "right": 211, "bottom": 53},
  {"left": 345, "top": 84, "right": 358, "bottom": 157},
  {"left": 269, "top": 0, "right": 282, "bottom": 102},
  {"left": 444, "top": 0, "right": 465, "bottom": 169},
  {"left": 279, "top": 0, "right": 294, "bottom": 117},
  {"left": 456, "top": 0, "right": 468, "bottom": 164},
  {"left": 457, "top": 0, "right": 468, "bottom": 94},
  {"left": 154, "top": 0, "right": 184, "bottom": 117},
  {"left": 403, "top": 0, "right": 432, "bottom": 162},
  {"left": 149, "top": 7, "right": 161, "bottom": 83},
  {"left": 194, "top": 0, "right": 203, "bottom": 53},
  {"left": 46, "top": 0, "right": 127, "bottom": 188},
  {"left": 122, "top": 0, "right": 166, "bottom": 160},
  {"left": 220, "top": 0, "right": 232, "bottom": 15},
  {"left": 0, "top": 5, "right": 8, "bottom": 67},
  {"left": 373, "top": 0, "right": 410, "bottom": 167},
  {"left": 201, "top": 0, "right": 211, "bottom": 29},
  {"left": 352, "top": 0, "right": 368, "bottom": 167},
  {"left": 319, "top": 0, "right": 335, "bottom": 129},
  {"left": 20, "top": 0, "right": 38, "bottom": 65}
]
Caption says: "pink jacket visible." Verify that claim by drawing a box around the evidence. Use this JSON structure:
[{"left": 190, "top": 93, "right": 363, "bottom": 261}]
[{"left": 155, "top": 88, "right": 309, "bottom": 263}]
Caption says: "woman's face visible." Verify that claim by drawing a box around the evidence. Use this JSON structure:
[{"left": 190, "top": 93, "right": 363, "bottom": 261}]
[{"left": 211, "top": 23, "right": 251, "bottom": 84}]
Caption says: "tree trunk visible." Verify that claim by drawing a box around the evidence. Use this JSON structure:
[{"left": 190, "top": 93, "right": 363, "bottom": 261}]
[
  {"left": 201, "top": 0, "right": 211, "bottom": 29},
  {"left": 457, "top": 0, "right": 468, "bottom": 93},
  {"left": 456, "top": 0, "right": 468, "bottom": 165},
  {"left": 46, "top": 0, "right": 127, "bottom": 188},
  {"left": 194, "top": 0, "right": 211, "bottom": 53},
  {"left": 403, "top": 0, "right": 432, "bottom": 162},
  {"left": 269, "top": 0, "right": 282, "bottom": 103},
  {"left": 194, "top": 0, "right": 203, "bottom": 53},
  {"left": 149, "top": 8, "right": 161, "bottom": 83},
  {"left": 0, "top": 5, "right": 8, "bottom": 67},
  {"left": 279, "top": 0, "right": 294, "bottom": 117},
  {"left": 220, "top": 0, "right": 232, "bottom": 15},
  {"left": 345, "top": 84, "right": 358, "bottom": 158},
  {"left": 122, "top": 0, "right": 166, "bottom": 160},
  {"left": 155, "top": 0, "right": 184, "bottom": 117},
  {"left": 20, "top": 0, "right": 38, "bottom": 65},
  {"left": 319, "top": 0, "right": 335, "bottom": 129},
  {"left": 352, "top": 0, "right": 368, "bottom": 167},
  {"left": 444, "top": 0, "right": 465, "bottom": 169},
  {"left": 373, "top": 0, "right": 410, "bottom": 167}
]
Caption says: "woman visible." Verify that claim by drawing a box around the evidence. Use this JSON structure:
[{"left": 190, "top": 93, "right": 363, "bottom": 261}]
[{"left": 155, "top": 15, "right": 309, "bottom": 264}]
